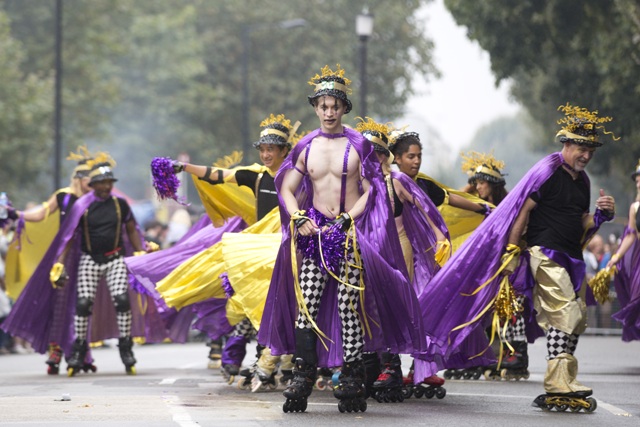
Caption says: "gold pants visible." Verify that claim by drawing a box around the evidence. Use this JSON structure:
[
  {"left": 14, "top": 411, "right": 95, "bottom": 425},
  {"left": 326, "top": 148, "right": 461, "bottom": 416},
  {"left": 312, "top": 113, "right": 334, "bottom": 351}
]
[{"left": 528, "top": 247, "right": 587, "bottom": 335}]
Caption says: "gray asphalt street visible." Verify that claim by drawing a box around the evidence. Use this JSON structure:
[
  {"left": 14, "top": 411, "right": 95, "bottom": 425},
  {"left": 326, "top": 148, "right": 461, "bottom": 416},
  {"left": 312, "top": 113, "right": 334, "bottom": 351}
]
[{"left": 0, "top": 335, "right": 638, "bottom": 426}]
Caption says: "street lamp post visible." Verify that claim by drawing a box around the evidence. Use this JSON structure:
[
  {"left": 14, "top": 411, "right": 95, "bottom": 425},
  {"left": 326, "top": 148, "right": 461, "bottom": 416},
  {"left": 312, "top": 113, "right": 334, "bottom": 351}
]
[
  {"left": 54, "top": 0, "right": 63, "bottom": 191},
  {"left": 356, "top": 8, "right": 374, "bottom": 119},
  {"left": 241, "top": 19, "right": 306, "bottom": 162}
]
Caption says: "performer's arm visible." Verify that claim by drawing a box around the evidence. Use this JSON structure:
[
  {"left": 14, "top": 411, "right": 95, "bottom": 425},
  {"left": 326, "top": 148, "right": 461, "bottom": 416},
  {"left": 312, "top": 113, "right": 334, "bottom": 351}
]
[
  {"left": 449, "top": 193, "right": 491, "bottom": 215},
  {"left": 282, "top": 157, "right": 318, "bottom": 236},
  {"left": 176, "top": 162, "right": 236, "bottom": 184},
  {"left": 507, "top": 197, "right": 537, "bottom": 246},
  {"left": 395, "top": 179, "right": 446, "bottom": 242},
  {"left": 19, "top": 193, "right": 60, "bottom": 222},
  {"left": 607, "top": 203, "right": 637, "bottom": 268},
  {"left": 346, "top": 177, "right": 370, "bottom": 221},
  {"left": 125, "top": 218, "right": 144, "bottom": 253}
]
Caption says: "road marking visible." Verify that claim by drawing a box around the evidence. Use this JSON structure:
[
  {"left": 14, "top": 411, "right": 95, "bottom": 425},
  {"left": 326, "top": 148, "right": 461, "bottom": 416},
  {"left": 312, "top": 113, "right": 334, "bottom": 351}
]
[
  {"left": 162, "top": 394, "right": 200, "bottom": 427},
  {"left": 599, "top": 401, "right": 632, "bottom": 417},
  {"left": 160, "top": 378, "right": 177, "bottom": 385}
]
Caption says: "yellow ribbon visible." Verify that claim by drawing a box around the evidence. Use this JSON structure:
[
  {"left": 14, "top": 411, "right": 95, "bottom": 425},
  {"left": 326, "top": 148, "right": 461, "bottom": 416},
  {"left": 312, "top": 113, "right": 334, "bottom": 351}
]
[
  {"left": 289, "top": 210, "right": 333, "bottom": 350},
  {"left": 137, "top": 293, "right": 148, "bottom": 316},
  {"left": 434, "top": 240, "right": 451, "bottom": 267}
]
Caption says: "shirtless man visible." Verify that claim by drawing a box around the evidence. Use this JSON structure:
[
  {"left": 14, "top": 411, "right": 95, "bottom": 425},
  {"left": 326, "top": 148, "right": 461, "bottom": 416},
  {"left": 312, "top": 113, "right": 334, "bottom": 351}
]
[{"left": 258, "top": 65, "right": 425, "bottom": 413}]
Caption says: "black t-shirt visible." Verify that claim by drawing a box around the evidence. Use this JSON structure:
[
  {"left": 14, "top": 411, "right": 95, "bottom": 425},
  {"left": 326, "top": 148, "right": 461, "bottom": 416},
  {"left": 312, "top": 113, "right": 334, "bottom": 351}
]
[
  {"left": 235, "top": 169, "right": 278, "bottom": 221},
  {"left": 525, "top": 167, "right": 589, "bottom": 260},
  {"left": 416, "top": 177, "right": 446, "bottom": 207},
  {"left": 55, "top": 192, "right": 79, "bottom": 225},
  {"left": 80, "top": 197, "right": 132, "bottom": 256}
]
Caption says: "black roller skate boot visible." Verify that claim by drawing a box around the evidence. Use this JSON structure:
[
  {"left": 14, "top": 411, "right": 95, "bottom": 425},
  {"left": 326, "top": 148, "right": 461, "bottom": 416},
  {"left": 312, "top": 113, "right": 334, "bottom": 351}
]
[
  {"left": 373, "top": 353, "right": 404, "bottom": 403},
  {"left": 66, "top": 338, "right": 88, "bottom": 377},
  {"left": 237, "top": 344, "right": 264, "bottom": 390},
  {"left": 221, "top": 363, "right": 240, "bottom": 384},
  {"left": 283, "top": 358, "right": 316, "bottom": 412},
  {"left": 279, "top": 369, "right": 294, "bottom": 388},
  {"left": 362, "top": 352, "right": 381, "bottom": 398},
  {"left": 208, "top": 339, "right": 222, "bottom": 369},
  {"left": 46, "top": 343, "right": 63, "bottom": 375},
  {"left": 415, "top": 374, "right": 446, "bottom": 399},
  {"left": 497, "top": 341, "right": 529, "bottom": 381},
  {"left": 283, "top": 329, "right": 317, "bottom": 413},
  {"left": 118, "top": 337, "right": 137, "bottom": 375},
  {"left": 334, "top": 360, "right": 367, "bottom": 413}
]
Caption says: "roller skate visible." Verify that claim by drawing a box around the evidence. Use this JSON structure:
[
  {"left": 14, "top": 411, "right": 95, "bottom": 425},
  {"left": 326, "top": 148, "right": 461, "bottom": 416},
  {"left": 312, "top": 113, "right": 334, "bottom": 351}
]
[
  {"left": 315, "top": 367, "right": 334, "bottom": 391},
  {"left": 334, "top": 361, "right": 367, "bottom": 413},
  {"left": 444, "top": 366, "right": 483, "bottom": 380},
  {"left": 207, "top": 340, "right": 222, "bottom": 369},
  {"left": 533, "top": 390, "right": 597, "bottom": 413},
  {"left": 66, "top": 338, "right": 88, "bottom": 377},
  {"left": 237, "top": 363, "right": 256, "bottom": 390},
  {"left": 46, "top": 343, "right": 63, "bottom": 375},
  {"left": 221, "top": 363, "right": 240, "bottom": 385},
  {"left": 414, "top": 374, "right": 446, "bottom": 399},
  {"left": 283, "top": 358, "right": 316, "bottom": 413},
  {"left": 496, "top": 341, "right": 529, "bottom": 381},
  {"left": 118, "top": 337, "right": 137, "bottom": 375},
  {"left": 372, "top": 363, "right": 404, "bottom": 403},
  {"left": 250, "top": 347, "right": 281, "bottom": 392}
]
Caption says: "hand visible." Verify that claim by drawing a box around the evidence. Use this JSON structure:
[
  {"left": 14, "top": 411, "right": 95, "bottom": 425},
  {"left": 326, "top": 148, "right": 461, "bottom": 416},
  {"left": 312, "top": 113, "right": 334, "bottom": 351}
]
[
  {"left": 292, "top": 210, "right": 318, "bottom": 236},
  {"left": 172, "top": 160, "right": 185, "bottom": 174},
  {"left": 7, "top": 207, "right": 18, "bottom": 220},
  {"left": 595, "top": 189, "right": 615, "bottom": 217},
  {"left": 606, "top": 253, "right": 621, "bottom": 269},
  {"left": 501, "top": 244, "right": 521, "bottom": 276},
  {"left": 49, "top": 262, "right": 69, "bottom": 288},
  {"left": 326, "top": 212, "right": 353, "bottom": 232},
  {"left": 476, "top": 203, "right": 492, "bottom": 216}
]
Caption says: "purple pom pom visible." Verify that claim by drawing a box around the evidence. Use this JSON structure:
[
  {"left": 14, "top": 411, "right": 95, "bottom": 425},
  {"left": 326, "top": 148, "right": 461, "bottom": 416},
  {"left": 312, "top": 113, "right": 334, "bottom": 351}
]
[
  {"left": 296, "top": 208, "right": 346, "bottom": 275},
  {"left": 150, "top": 157, "right": 189, "bottom": 206}
]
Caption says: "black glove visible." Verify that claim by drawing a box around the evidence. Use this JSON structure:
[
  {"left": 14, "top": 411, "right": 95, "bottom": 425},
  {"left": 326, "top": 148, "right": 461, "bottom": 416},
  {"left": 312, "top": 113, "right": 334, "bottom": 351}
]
[
  {"left": 292, "top": 210, "right": 309, "bottom": 229},
  {"left": 7, "top": 207, "right": 18, "bottom": 220},
  {"left": 172, "top": 160, "right": 185, "bottom": 174},
  {"left": 327, "top": 212, "right": 352, "bottom": 232}
]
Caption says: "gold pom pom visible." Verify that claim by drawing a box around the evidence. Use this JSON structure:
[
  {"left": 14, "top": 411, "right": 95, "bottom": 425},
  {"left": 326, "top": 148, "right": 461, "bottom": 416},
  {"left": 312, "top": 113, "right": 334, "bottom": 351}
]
[{"left": 587, "top": 267, "right": 616, "bottom": 304}]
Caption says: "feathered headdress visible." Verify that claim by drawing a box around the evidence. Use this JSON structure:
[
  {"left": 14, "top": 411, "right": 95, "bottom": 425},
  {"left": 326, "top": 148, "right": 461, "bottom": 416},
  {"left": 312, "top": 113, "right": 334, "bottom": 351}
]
[
  {"left": 460, "top": 151, "right": 506, "bottom": 183},
  {"left": 555, "top": 103, "right": 619, "bottom": 147},
  {"left": 253, "top": 114, "right": 301, "bottom": 149}
]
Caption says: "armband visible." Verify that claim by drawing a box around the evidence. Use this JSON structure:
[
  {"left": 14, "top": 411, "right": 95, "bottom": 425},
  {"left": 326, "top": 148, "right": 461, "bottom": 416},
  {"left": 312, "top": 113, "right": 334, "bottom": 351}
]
[
  {"left": 328, "top": 212, "right": 353, "bottom": 232},
  {"left": 198, "top": 168, "right": 224, "bottom": 185}
]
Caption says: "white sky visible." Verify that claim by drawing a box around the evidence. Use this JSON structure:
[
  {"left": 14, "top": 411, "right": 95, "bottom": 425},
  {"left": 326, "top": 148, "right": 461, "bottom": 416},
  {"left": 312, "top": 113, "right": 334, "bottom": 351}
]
[{"left": 400, "top": 0, "right": 520, "bottom": 159}]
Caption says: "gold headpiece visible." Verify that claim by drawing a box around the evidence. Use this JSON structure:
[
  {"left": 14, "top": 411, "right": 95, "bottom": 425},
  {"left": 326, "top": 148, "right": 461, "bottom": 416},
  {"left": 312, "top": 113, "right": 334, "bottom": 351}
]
[
  {"left": 555, "top": 103, "right": 619, "bottom": 146},
  {"left": 307, "top": 64, "right": 352, "bottom": 93},
  {"left": 355, "top": 117, "right": 392, "bottom": 149},
  {"left": 255, "top": 114, "right": 300, "bottom": 147},
  {"left": 460, "top": 151, "right": 506, "bottom": 183},
  {"left": 86, "top": 151, "right": 116, "bottom": 170}
]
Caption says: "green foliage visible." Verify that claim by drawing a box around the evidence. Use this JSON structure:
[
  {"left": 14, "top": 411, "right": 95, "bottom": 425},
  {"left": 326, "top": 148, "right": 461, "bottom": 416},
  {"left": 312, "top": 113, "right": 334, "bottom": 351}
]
[
  {"left": 1, "top": 0, "right": 437, "bottom": 202},
  {"left": 444, "top": 0, "right": 640, "bottom": 201}
]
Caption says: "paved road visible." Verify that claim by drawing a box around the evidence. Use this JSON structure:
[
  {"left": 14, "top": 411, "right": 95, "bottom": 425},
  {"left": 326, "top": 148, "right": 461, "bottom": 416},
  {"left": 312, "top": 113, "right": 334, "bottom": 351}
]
[{"left": 0, "top": 336, "right": 638, "bottom": 426}]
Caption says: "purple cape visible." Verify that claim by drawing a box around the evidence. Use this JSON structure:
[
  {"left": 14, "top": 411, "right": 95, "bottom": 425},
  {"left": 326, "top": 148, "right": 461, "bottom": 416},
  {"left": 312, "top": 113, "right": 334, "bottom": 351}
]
[
  {"left": 415, "top": 152, "right": 593, "bottom": 372},
  {"left": 612, "top": 226, "right": 640, "bottom": 341},
  {"left": 125, "top": 216, "right": 246, "bottom": 343},
  {"left": 257, "top": 127, "right": 426, "bottom": 367},
  {"left": 1, "top": 191, "right": 166, "bottom": 356}
]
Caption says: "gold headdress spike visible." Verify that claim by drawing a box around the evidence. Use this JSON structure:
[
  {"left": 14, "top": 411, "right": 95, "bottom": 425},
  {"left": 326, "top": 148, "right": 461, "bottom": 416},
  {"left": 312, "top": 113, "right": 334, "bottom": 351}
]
[
  {"left": 307, "top": 64, "right": 353, "bottom": 114},
  {"left": 86, "top": 151, "right": 116, "bottom": 170},
  {"left": 307, "top": 64, "right": 352, "bottom": 93},
  {"left": 255, "top": 114, "right": 298, "bottom": 147},
  {"left": 460, "top": 151, "right": 505, "bottom": 174},
  {"left": 354, "top": 117, "right": 392, "bottom": 149},
  {"left": 213, "top": 151, "right": 243, "bottom": 169},
  {"left": 66, "top": 145, "right": 93, "bottom": 162},
  {"left": 555, "top": 103, "right": 619, "bottom": 146}
]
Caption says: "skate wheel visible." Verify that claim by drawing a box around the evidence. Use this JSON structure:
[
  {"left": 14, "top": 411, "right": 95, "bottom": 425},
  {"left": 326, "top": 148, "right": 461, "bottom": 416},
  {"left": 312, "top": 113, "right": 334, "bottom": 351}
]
[
  {"left": 557, "top": 404, "right": 568, "bottom": 412},
  {"left": 443, "top": 370, "right": 452, "bottom": 380},
  {"left": 586, "top": 397, "right": 597, "bottom": 413},
  {"left": 360, "top": 399, "right": 367, "bottom": 412},
  {"left": 47, "top": 366, "right": 59, "bottom": 375},
  {"left": 397, "top": 391, "right": 405, "bottom": 403},
  {"left": 237, "top": 378, "right": 249, "bottom": 390},
  {"left": 401, "top": 385, "right": 413, "bottom": 399},
  {"left": 499, "top": 369, "right": 508, "bottom": 380},
  {"left": 315, "top": 378, "right": 326, "bottom": 391},
  {"left": 472, "top": 369, "right": 482, "bottom": 380},
  {"left": 67, "top": 367, "right": 75, "bottom": 377},
  {"left": 436, "top": 387, "right": 446, "bottom": 399},
  {"left": 283, "top": 400, "right": 291, "bottom": 413},
  {"left": 522, "top": 372, "right": 530, "bottom": 380},
  {"left": 338, "top": 400, "right": 346, "bottom": 413},
  {"left": 424, "top": 387, "right": 435, "bottom": 399},
  {"left": 268, "top": 382, "right": 277, "bottom": 390},
  {"left": 374, "top": 391, "right": 383, "bottom": 403},
  {"left": 208, "top": 360, "right": 221, "bottom": 369},
  {"left": 126, "top": 366, "right": 136, "bottom": 375},
  {"left": 414, "top": 387, "right": 424, "bottom": 398},
  {"left": 226, "top": 375, "right": 235, "bottom": 385}
]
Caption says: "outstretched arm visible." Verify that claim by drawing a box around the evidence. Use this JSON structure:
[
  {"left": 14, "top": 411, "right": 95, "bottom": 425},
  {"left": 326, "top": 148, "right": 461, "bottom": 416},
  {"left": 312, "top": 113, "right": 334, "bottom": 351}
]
[
  {"left": 607, "top": 203, "right": 637, "bottom": 268},
  {"left": 19, "top": 193, "right": 60, "bottom": 222},
  {"left": 175, "top": 162, "right": 236, "bottom": 184}
]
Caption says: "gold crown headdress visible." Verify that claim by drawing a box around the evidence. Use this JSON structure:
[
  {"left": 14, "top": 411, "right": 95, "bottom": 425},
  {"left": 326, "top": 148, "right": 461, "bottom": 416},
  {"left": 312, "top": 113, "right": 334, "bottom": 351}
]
[
  {"left": 307, "top": 64, "right": 353, "bottom": 114},
  {"left": 555, "top": 103, "right": 619, "bottom": 147},
  {"left": 460, "top": 150, "right": 506, "bottom": 183},
  {"left": 67, "top": 145, "right": 95, "bottom": 177},
  {"left": 388, "top": 125, "right": 420, "bottom": 150},
  {"left": 355, "top": 117, "right": 392, "bottom": 149},
  {"left": 255, "top": 114, "right": 301, "bottom": 148}
]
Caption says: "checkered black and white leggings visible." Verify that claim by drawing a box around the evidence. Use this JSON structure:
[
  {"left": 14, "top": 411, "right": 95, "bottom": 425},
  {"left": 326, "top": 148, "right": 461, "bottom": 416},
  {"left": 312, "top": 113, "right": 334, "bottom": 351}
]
[
  {"left": 296, "top": 253, "right": 363, "bottom": 363},
  {"left": 75, "top": 253, "right": 131, "bottom": 339}
]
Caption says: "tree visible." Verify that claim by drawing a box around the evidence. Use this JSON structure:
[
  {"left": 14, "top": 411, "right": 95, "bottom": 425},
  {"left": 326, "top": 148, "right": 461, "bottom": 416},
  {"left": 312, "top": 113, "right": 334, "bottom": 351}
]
[{"left": 444, "top": 0, "right": 640, "bottom": 198}]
